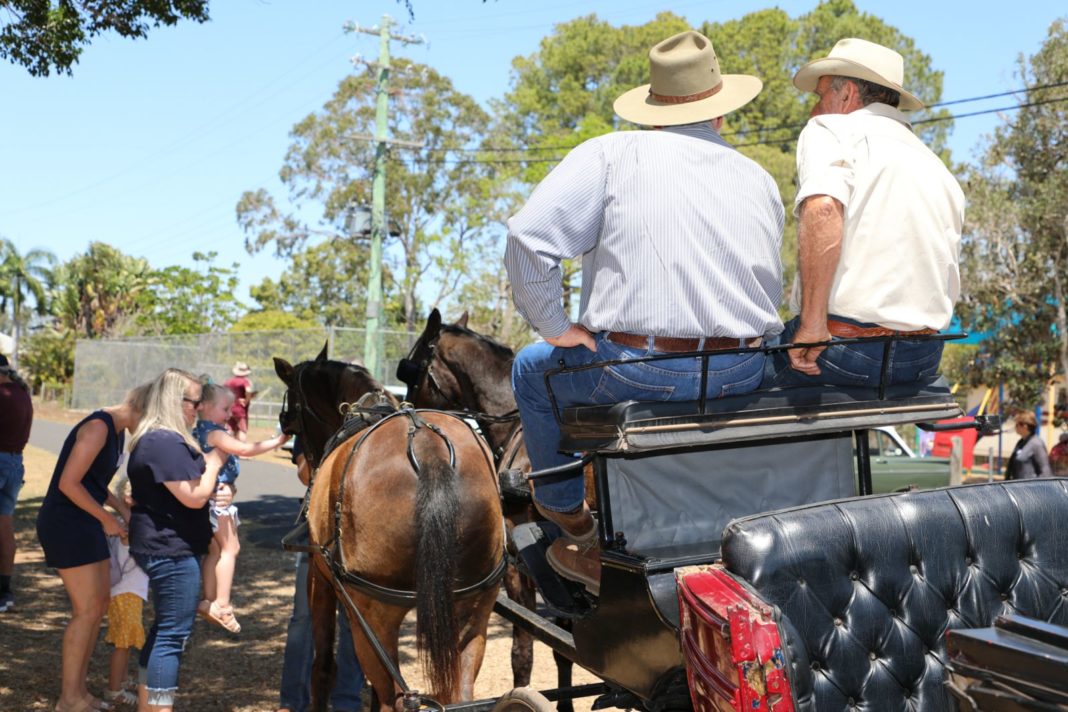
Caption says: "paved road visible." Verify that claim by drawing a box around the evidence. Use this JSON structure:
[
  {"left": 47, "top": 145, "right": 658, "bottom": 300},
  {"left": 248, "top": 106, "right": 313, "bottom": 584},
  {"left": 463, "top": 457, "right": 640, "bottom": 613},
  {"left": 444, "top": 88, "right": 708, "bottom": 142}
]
[{"left": 28, "top": 418, "right": 306, "bottom": 549}]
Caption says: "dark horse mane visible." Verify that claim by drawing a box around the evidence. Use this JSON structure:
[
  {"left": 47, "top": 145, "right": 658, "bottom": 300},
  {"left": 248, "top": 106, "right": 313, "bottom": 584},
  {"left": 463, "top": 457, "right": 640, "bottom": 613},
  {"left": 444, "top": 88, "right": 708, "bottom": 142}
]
[{"left": 440, "top": 323, "right": 515, "bottom": 360}]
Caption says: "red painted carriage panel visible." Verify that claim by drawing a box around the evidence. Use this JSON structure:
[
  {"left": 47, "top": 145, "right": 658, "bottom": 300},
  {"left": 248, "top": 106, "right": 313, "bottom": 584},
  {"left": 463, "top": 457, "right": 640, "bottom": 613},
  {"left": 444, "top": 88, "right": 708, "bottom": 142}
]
[{"left": 677, "top": 565, "right": 796, "bottom": 712}]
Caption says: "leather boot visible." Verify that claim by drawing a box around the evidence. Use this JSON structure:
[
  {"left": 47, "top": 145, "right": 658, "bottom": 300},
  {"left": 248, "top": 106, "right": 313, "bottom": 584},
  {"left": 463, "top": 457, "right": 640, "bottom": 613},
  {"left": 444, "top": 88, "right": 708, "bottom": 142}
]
[{"left": 535, "top": 501, "right": 601, "bottom": 595}]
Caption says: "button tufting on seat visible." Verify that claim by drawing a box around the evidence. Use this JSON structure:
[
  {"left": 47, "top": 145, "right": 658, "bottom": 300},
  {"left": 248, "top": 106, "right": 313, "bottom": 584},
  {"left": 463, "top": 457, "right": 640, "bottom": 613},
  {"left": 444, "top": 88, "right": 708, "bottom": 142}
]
[
  {"left": 909, "top": 564, "right": 919, "bottom": 574},
  {"left": 811, "top": 661, "right": 821, "bottom": 671},
  {"left": 868, "top": 651, "right": 877, "bottom": 661},
  {"left": 850, "top": 571, "right": 859, "bottom": 581},
  {"left": 964, "top": 556, "right": 972, "bottom": 565},
  {"left": 1001, "top": 592, "right": 1009, "bottom": 601},
  {"left": 834, "top": 617, "right": 843, "bottom": 627}
]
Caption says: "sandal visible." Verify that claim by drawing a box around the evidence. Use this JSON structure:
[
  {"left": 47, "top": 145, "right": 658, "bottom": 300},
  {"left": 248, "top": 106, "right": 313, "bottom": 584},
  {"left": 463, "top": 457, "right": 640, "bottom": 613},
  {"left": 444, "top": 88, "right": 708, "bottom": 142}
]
[
  {"left": 206, "top": 601, "right": 242, "bottom": 633},
  {"left": 85, "top": 695, "right": 114, "bottom": 711},
  {"left": 103, "top": 689, "right": 137, "bottom": 706},
  {"left": 197, "top": 599, "right": 212, "bottom": 623}
]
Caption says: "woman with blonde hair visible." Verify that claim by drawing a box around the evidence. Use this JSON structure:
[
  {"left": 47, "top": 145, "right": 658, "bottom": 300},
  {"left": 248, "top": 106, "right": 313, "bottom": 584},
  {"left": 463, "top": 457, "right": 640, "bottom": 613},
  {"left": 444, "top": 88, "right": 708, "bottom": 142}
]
[
  {"left": 126, "top": 368, "right": 226, "bottom": 712},
  {"left": 36, "top": 379, "right": 152, "bottom": 712}
]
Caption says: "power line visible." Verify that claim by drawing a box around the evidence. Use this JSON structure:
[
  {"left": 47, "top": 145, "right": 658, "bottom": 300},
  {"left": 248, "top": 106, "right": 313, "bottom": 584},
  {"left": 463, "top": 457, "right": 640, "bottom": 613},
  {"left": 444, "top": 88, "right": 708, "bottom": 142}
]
[
  {"left": 406, "top": 94, "right": 1068, "bottom": 166},
  {"left": 414, "top": 80, "right": 1068, "bottom": 156}
]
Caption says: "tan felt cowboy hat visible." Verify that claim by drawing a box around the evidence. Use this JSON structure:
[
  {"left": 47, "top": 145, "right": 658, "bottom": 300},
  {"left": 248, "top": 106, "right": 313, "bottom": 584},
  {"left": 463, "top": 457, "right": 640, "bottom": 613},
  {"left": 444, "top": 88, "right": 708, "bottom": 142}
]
[
  {"left": 793, "top": 37, "right": 924, "bottom": 111},
  {"left": 614, "top": 30, "right": 763, "bottom": 127},
  {"left": 232, "top": 361, "right": 251, "bottom": 377}
]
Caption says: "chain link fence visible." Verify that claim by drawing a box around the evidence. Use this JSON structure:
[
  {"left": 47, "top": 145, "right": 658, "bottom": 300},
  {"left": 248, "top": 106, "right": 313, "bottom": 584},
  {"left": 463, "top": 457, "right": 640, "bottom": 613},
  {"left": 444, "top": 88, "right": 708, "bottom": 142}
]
[{"left": 71, "top": 327, "right": 417, "bottom": 424}]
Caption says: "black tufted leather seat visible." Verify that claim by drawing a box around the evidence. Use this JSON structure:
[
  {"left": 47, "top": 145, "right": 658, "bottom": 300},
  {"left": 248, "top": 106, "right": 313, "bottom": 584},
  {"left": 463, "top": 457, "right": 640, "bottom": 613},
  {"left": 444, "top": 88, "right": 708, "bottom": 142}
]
[{"left": 719, "top": 479, "right": 1068, "bottom": 711}]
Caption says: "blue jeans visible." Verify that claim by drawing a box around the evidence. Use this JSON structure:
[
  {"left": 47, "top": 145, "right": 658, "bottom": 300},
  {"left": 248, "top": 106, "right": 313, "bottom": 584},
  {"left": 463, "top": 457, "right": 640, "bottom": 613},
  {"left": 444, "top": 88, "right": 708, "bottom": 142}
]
[
  {"left": 0, "top": 452, "right": 24, "bottom": 515},
  {"left": 279, "top": 552, "right": 365, "bottom": 712},
  {"left": 765, "top": 316, "right": 944, "bottom": 388},
  {"left": 513, "top": 332, "right": 766, "bottom": 512},
  {"left": 134, "top": 554, "right": 201, "bottom": 707}
]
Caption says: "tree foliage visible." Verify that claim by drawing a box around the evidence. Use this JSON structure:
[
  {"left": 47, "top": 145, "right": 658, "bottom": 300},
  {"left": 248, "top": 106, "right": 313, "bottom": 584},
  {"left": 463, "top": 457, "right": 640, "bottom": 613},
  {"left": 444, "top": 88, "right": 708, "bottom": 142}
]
[
  {"left": 958, "top": 19, "right": 1068, "bottom": 407},
  {"left": 230, "top": 309, "right": 317, "bottom": 333},
  {"left": 1, "top": 0, "right": 210, "bottom": 76},
  {"left": 136, "top": 251, "right": 241, "bottom": 335},
  {"left": 53, "top": 241, "right": 153, "bottom": 338},
  {"left": 238, "top": 58, "right": 494, "bottom": 332}
]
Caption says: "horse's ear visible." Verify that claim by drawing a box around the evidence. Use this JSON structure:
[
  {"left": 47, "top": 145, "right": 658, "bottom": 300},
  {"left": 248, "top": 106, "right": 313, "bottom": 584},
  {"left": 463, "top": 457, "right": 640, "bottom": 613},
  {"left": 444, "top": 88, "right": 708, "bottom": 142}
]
[
  {"left": 427, "top": 308, "right": 442, "bottom": 335},
  {"left": 455, "top": 311, "right": 469, "bottom": 329},
  {"left": 315, "top": 341, "right": 329, "bottom": 362},
  {"left": 274, "top": 357, "right": 294, "bottom": 385}
]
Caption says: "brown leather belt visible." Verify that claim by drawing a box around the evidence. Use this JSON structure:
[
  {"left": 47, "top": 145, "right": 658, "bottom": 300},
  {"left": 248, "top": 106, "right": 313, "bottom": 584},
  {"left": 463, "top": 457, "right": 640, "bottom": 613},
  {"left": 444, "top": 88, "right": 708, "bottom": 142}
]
[
  {"left": 827, "top": 320, "right": 937, "bottom": 339},
  {"left": 605, "top": 332, "right": 761, "bottom": 354}
]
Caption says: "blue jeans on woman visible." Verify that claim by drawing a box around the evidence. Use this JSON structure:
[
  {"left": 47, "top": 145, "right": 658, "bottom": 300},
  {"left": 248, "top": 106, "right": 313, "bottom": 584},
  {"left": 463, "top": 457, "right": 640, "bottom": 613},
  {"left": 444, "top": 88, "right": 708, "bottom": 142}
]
[
  {"left": 764, "top": 316, "right": 944, "bottom": 388},
  {"left": 134, "top": 554, "right": 201, "bottom": 707},
  {"left": 512, "top": 332, "right": 766, "bottom": 513},
  {"left": 279, "top": 552, "right": 364, "bottom": 712}
]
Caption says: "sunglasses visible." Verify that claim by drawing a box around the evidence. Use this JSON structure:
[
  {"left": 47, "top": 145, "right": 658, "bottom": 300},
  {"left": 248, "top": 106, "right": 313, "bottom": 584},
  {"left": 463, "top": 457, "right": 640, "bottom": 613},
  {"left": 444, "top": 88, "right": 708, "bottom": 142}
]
[{"left": 183, "top": 396, "right": 203, "bottom": 407}]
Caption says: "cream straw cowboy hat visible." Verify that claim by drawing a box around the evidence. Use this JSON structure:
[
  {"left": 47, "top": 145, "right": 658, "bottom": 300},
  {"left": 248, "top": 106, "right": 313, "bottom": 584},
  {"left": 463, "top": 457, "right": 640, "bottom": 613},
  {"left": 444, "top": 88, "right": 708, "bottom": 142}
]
[
  {"left": 232, "top": 361, "right": 252, "bottom": 377},
  {"left": 614, "top": 30, "right": 762, "bottom": 127},
  {"left": 793, "top": 38, "right": 924, "bottom": 111}
]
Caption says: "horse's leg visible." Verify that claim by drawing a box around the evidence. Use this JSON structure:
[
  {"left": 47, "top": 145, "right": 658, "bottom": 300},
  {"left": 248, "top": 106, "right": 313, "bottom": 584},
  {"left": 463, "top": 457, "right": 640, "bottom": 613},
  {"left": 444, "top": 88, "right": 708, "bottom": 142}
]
[
  {"left": 341, "top": 590, "right": 408, "bottom": 712},
  {"left": 308, "top": 558, "right": 338, "bottom": 712},
  {"left": 552, "top": 625, "right": 575, "bottom": 712},
  {"left": 505, "top": 563, "right": 536, "bottom": 688},
  {"left": 454, "top": 586, "right": 499, "bottom": 703}
]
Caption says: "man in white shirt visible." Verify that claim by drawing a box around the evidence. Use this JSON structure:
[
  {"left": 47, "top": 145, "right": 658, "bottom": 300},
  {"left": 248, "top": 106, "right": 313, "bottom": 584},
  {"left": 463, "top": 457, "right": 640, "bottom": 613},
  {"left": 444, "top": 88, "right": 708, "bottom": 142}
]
[{"left": 768, "top": 38, "right": 965, "bottom": 388}]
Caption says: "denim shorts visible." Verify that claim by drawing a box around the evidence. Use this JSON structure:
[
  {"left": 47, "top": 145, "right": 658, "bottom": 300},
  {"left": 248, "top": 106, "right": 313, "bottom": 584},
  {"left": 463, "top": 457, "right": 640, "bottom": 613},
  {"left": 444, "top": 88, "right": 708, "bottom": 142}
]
[{"left": 0, "top": 452, "right": 24, "bottom": 516}]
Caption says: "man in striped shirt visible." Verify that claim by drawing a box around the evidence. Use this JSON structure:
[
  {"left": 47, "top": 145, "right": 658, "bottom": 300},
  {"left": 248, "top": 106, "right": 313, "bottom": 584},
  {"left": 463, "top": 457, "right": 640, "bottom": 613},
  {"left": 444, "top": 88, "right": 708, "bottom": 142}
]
[{"left": 505, "top": 30, "right": 784, "bottom": 593}]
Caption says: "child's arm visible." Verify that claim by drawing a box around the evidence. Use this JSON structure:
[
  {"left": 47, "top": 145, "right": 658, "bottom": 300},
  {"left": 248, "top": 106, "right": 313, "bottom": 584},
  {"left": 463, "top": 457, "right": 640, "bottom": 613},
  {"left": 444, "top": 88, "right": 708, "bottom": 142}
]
[{"left": 207, "top": 428, "right": 290, "bottom": 458}]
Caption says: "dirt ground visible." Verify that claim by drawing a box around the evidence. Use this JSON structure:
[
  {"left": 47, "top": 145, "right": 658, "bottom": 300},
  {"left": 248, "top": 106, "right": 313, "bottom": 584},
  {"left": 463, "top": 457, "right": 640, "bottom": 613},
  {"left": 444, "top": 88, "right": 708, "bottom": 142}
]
[{"left": 2, "top": 425, "right": 597, "bottom": 711}]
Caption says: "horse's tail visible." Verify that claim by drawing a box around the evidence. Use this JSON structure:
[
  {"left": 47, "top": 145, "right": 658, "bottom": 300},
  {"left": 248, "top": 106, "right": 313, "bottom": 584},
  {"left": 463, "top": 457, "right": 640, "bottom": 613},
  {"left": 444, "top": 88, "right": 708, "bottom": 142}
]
[{"left": 415, "top": 445, "right": 461, "bottom": 698}]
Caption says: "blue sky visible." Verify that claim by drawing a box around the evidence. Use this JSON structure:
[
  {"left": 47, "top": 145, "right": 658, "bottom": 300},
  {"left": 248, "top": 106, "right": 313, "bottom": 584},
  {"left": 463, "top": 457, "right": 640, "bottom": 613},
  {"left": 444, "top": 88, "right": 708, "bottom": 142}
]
[{"left": 2, "top": 1, "right": 1064, "bottom": 308}]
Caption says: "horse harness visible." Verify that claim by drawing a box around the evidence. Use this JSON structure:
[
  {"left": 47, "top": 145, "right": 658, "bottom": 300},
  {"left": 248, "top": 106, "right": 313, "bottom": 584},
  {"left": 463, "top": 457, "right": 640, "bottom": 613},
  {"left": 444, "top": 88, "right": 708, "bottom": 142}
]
[{"left": 320, "top": 405, "right": 507, "bottom": 607}]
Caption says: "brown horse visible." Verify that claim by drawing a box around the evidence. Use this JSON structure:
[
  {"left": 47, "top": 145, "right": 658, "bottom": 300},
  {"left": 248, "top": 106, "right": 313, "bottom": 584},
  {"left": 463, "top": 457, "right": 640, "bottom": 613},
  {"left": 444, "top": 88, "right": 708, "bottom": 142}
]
[
  {"left": 275, "top": 347, "right": 505, "bottom": 712},
  {"left": 397, "top": 309, "right": 578, "bottom": 709}
]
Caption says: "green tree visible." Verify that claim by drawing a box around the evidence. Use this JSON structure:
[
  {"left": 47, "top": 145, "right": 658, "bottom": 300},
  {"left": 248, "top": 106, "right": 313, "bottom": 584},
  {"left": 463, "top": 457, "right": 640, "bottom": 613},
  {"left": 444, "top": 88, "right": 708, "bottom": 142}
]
[
  {"left": 54, "top": 241, "right": 153, "bottom": 338},
  {"left": 19, "top": 327, "right": 75, "bottom": 390},
  {"left": 1, "top": 0, "right": 210, "bottom": 76},
  {"left": 238, "top": 58, "right": 494, "bottom": 332},
  {"left": 958, "top": 18, "right": 1068, "bottom": 406},
  {"left": 230, "top": 309, "right": 318, "bottom": 332},
  {"left": 0, "top": 237, "right": 56, "bottom": 366},
  {"left": 247, "top": 239, "right": 404, "bottom": 327},
  {"left": 136, "top": 251, "right": 242, "bottom": 335}
]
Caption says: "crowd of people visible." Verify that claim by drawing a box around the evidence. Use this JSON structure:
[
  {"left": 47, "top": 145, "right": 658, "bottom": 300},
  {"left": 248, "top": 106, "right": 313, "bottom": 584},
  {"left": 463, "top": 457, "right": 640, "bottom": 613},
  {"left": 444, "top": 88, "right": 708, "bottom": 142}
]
[
  {"left": 4, "top": 25, "right": 1068, "bottom": 712},
  {"left": 2, "top": 361, "right": 361, "bottom": 712}
]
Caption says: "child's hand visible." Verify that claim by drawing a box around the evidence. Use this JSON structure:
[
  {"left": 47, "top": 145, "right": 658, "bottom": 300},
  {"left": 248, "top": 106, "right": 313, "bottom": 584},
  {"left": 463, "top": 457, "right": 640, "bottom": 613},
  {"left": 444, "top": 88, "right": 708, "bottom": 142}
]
[
  {"left": 102, "top": 513, "right": 127, "bottom": 539},
  {"left": 214, "top": 483, "right": 235, "bottom": 508}
]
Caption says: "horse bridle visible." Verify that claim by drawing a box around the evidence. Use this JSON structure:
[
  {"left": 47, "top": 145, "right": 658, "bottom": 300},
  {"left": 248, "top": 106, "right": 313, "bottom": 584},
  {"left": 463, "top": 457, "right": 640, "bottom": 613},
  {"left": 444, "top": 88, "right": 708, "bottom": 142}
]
[{"left": 397, "top": 330, "right": 522, "bottom": 463}]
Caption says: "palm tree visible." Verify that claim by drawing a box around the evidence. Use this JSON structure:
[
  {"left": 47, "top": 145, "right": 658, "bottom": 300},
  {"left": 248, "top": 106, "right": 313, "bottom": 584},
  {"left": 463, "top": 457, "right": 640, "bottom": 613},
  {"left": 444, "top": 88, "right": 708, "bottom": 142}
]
[{"left": 0, "top": 237, "right": 57, "bottom": 369}]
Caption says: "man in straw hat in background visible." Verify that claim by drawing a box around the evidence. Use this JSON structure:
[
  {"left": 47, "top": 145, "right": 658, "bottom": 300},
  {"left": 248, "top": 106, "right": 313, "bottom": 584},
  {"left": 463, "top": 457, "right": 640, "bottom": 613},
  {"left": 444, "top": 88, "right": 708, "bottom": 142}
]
[
  {"left": 768, "top": 38, "right": 965, "bottom": 387},
  {"left": 505, "top": 30, "right": 784, "bottom": 593},
  {"left": 224, "top": 361, "right": 257, "bottom": 443}
]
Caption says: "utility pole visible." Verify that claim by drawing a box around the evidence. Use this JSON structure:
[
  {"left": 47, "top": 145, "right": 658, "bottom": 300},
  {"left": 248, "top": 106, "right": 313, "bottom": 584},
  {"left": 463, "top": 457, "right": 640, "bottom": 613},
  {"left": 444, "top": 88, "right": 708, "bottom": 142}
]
[{"left": 350, "top": 15, "right": 423, "bottom": 382}]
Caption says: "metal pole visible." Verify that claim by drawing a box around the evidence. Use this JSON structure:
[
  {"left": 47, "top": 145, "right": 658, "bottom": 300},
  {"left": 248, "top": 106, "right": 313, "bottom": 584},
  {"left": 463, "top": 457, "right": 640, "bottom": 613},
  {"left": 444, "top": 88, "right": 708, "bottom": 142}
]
[{"left": 364, "top": 15, "right": 391, "bottom": 381}]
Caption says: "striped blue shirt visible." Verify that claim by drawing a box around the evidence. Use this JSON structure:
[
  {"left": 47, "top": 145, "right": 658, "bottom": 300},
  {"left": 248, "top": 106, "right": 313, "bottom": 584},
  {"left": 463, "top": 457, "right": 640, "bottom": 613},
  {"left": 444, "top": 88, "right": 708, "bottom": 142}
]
[{"left": 505, "top": 123, "right": 785, "bottom": 339}]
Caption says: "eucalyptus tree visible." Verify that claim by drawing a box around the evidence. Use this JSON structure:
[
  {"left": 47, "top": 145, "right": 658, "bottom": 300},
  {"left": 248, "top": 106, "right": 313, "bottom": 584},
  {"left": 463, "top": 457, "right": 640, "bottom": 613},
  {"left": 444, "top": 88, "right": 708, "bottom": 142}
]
[
  {"left": 958, "top": 19, "right": 1068, "bottom": 406},
  {"left": 237, "top": 58, "right": 494, "bottom": 332}
]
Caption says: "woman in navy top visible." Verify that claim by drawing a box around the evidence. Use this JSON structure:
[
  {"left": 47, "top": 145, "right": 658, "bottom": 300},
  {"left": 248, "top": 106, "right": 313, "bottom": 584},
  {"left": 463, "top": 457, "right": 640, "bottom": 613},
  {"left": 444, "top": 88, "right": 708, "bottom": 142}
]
[
  {"left": 126, "top": 369, "right": 225, "bottom": 711},
  {"left": 36, "top": 382, "right": 148, "bottom": 712}
]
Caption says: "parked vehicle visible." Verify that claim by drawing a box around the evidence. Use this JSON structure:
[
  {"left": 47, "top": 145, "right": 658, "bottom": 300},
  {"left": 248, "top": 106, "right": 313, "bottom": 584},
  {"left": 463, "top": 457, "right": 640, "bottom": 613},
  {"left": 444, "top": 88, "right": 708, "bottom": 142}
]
[{"left": 867, "top": 425, "right": 952, "bottom": 492}]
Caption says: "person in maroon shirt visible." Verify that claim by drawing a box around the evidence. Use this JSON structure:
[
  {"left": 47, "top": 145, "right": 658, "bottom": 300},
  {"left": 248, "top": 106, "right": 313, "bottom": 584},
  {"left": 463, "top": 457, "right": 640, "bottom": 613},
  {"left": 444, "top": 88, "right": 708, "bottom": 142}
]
[
  {"left": 223, "top": 362, "right": 256, "bottom": 443},
  {"left": 0, "top": 354, "right": 33, "bottom": 613}
]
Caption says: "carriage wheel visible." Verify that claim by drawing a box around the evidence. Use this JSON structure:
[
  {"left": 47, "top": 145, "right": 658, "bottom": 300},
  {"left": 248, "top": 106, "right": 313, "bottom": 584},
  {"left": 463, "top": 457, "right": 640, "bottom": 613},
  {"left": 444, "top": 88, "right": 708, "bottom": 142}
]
[{"left": 491, "top": 687, "right": 555, "bottom": 712}]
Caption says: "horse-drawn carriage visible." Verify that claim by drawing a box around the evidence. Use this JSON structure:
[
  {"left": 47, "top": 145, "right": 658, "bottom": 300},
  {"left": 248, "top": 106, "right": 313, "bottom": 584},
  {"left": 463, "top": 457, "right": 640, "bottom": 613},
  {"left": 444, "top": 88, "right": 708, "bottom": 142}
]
[{"left": 275, "top": 312, "right": 1068, "bottom": 712}]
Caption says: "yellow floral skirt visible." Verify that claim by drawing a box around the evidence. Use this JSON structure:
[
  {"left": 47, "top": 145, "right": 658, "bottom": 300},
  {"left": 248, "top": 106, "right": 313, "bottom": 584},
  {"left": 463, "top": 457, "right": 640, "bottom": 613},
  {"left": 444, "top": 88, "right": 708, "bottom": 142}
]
[{"left": 106, "top": 592, "right": 145, "bottom": 649}]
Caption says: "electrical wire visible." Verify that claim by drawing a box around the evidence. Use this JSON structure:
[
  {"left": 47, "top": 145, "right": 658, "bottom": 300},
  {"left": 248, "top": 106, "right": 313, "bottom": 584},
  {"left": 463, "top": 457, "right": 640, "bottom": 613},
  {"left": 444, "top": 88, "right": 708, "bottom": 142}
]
[
  {"left": 404, "top": 93, "right": 1068, "bottom": 165},
  {"left": 412, "top": 80, "right": 1068, "bottom": 156}
]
